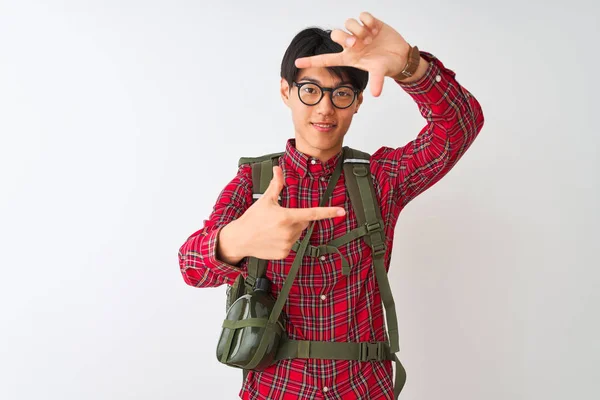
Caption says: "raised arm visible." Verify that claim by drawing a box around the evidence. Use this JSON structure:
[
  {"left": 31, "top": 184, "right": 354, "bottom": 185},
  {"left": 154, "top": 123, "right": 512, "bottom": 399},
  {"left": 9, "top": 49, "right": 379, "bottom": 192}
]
[{"left": 372, "top": 51, "right": 485, "bottom": 208}]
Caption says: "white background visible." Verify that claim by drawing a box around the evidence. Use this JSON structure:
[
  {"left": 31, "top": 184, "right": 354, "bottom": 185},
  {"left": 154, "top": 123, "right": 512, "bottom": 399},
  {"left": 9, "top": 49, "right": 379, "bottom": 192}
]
[{"left": 1, "top": 0, "right": 598, "bottom": 399}]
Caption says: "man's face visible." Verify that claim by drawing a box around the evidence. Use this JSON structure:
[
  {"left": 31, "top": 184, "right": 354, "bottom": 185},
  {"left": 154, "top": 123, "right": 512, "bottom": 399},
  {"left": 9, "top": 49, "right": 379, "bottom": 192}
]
[{"left": 280, "top": 67, "right": 363, "bottom": 161}]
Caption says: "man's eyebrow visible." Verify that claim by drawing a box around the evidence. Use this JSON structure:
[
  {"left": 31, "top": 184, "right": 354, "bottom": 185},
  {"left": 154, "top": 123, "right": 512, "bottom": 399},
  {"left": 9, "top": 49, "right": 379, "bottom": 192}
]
[{"left": 297, "top": 76, "right": 353, "bottom": 87}]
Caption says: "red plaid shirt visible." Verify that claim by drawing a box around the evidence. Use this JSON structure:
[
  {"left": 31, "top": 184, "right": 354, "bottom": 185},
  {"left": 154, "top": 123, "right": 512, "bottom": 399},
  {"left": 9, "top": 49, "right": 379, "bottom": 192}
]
[{"left": 178, "top": 51, "right": 484, "bottom": 399}]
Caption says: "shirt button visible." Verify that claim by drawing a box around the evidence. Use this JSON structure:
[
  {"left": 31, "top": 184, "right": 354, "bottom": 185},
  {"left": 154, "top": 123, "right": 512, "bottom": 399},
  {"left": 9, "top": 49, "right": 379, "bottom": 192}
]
[
  {"left": 320, "top": 255, "right": 326, "bottom": 261},
  {"left": 320, "top": 176, "right": 327, "bottom": 182},
  {"left": 323, "top": 386, "right": 329, "bottom": 392},
  {"left": 320, "top": 294, "right": 327, "bottom": 300},
  {"left": 310, "top": 159, "right": 317, "bottom": 165},
  {"left": 435, "top": 75, "right": 442, "bottom": 82}
]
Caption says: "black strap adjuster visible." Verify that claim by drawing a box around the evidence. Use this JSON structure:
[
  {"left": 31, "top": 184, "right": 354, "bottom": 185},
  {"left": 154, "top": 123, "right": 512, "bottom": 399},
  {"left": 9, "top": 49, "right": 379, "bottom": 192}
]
[{"left": 254, "top": 277, "right": 271, "bottom": 292}]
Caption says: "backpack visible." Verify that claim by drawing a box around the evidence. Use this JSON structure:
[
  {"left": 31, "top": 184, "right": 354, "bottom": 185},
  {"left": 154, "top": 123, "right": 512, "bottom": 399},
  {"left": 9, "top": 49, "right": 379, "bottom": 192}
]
[{"left": 219, "top": 146, "right": 407, "bottom": 399}]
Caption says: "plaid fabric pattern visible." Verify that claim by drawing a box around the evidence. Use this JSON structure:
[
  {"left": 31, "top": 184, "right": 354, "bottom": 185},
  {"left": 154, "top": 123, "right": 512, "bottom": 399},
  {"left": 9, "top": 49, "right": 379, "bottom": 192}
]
[{"left": 178, "top": 51, "right": 484, "bottom": 399}]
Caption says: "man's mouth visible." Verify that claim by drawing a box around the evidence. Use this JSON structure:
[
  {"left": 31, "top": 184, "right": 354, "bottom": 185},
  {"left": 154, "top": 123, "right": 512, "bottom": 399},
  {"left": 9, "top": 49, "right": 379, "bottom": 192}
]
[{"left": 311, "top": 122, "right": 337, "bottom": 132}]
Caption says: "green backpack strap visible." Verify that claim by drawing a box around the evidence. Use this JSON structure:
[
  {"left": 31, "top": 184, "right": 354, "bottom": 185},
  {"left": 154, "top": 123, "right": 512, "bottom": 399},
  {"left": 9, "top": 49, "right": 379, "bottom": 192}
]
[
  {"left": 342, "top": 146, "right": 406, "bottom": 397},
  {"left": 238, "top": 152, "right": 283, "bottom": 291},
  {"left": 238, "top": 151, "right": 285, "bottom": 168},
  {"left": 237, "top": 151, "right": 283, "bottom": 383}
]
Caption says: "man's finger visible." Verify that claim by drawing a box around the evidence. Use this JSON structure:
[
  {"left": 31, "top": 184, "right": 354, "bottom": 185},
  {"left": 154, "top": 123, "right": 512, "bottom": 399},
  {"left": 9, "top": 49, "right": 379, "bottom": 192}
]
[
  {"left": 330, "top": 29, "right": 356, "bottom": 49},
  {"left": 262, "top": 166, "right": 284, "bottom": 203},
  {"left": 358, "top": 12, "right": 381, "bottom": 34},
  {"left": 295, "top": 52, "right": 345, "bottom": 69},
  {"left": 345, "top": 18, "right": 370, "bottom": 41},
  {"left": 370, "top": 74, "right": 385, "bottom": 97},
  {"left": 287, "top": 206, "right": 346, "bottom": 222}
]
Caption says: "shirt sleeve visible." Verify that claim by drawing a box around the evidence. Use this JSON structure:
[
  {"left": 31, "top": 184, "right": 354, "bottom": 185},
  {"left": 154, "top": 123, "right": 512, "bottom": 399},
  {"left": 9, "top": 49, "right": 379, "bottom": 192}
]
[
  {"left": 371, "top": 50, "right": 485, "bottom": 209},
  {"left": 177, "top": 164, "right": 253, "bottom": 287}
]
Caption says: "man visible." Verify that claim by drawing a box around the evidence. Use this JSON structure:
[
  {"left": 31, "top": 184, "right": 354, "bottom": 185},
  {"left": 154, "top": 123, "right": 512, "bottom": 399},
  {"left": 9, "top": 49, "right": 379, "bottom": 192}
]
[{"left": 178, "top": 11, "right": 484, "bottom": 400}]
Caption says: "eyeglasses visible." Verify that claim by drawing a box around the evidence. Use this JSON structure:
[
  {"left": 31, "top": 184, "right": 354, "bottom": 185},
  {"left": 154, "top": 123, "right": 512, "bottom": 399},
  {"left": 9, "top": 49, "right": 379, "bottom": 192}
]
[{"left": 292, "top": 81, "right": 359, "bottom": 109}]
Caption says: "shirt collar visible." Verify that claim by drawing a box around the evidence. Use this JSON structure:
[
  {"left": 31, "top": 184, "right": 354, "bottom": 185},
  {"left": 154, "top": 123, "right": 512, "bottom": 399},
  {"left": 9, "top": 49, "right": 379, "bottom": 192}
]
[{"left": 283, "top": 138, "right": 343, "bottom": 179}]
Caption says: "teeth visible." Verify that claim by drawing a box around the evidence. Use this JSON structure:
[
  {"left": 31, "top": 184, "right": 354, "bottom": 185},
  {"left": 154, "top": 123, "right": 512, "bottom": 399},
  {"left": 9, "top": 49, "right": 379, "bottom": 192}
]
[{"left": 314, "top": 124, "right": 334, "bottom": 128}]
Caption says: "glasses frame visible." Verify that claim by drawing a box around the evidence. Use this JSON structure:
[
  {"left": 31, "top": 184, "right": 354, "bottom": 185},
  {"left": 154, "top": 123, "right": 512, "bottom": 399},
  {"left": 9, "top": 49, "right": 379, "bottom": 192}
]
[{"left": 292, "top": 81, "right": 360, "bottom": 109}]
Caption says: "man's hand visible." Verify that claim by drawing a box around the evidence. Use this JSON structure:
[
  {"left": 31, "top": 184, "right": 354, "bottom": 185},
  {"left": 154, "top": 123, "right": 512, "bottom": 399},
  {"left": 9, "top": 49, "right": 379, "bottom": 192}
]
[
  {"left": 294, "top": 11, "right": 421, "bottom": 97},
  {"left": 219, "top": 166, "right": 345, "bottom": 263}
]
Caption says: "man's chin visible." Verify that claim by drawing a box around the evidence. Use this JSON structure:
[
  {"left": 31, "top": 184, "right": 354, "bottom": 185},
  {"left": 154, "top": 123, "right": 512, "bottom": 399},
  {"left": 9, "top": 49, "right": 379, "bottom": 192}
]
[{"left": 306, "top": 139, "right": 343, "bottom": 154}]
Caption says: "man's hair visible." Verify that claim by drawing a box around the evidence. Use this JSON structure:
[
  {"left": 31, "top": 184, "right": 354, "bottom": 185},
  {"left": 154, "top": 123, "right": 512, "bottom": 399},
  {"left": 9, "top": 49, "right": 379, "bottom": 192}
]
[{"left": 280, "top": 27, "right": 368, "bottom": 92}]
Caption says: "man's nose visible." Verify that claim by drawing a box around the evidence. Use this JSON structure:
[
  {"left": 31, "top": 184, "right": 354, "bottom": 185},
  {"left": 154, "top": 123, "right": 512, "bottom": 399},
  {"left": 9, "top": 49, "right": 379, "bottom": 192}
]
[{"left": 316, "top": 92, "right": 335, "bottom": 114}]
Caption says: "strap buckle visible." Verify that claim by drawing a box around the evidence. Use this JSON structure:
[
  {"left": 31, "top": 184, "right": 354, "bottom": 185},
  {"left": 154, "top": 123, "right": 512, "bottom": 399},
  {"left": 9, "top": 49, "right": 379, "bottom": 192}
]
[
  {"left": 366, "top": 221, "right": 382, "bottom": 233},
  {"left": 244, "top": 275, "right": 256, "bottom": 291},
  {"left": 313, "top": 245, "right": 323, "bottom": 258},
  {"left": 365, "top": 222, "right": 386, "bottom": 256},
  {"left": 372, "top": 242, "right": 386, "bottom": 257},
  {"left": 360, "top": 342, "right": 385, "bottom": 361}
]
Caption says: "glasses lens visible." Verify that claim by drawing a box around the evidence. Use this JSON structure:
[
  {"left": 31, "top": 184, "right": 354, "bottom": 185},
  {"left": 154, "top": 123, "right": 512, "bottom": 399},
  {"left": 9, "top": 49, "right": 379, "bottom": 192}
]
[
  {"left": 332, "top": 87, "right": 355, "bottom": 108},
  {"left": 298, "top": 83, "right": 322, "bottom": 105}
]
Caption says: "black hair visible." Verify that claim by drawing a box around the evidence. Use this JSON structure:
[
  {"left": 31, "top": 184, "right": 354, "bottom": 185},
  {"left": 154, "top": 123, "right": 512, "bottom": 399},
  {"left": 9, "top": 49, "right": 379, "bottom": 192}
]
[{"left": 280, "top": 27, "right": 368, "bottom": 92}]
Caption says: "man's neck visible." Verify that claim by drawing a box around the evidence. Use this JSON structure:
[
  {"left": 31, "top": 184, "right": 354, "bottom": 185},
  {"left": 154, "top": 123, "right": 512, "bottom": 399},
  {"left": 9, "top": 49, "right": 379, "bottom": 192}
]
[{"left": 294, "top": 140, "right": 342, "bottom": 163}]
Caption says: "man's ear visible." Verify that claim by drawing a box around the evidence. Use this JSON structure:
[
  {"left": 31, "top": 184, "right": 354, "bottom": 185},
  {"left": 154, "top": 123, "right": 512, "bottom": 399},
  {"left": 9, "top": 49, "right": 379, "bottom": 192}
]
[
  {"left": 280, "top": 78, "right": 291, "bottom": 107},
  {"left": 354, "top": 91, "right": 364, "bottom": 114}
]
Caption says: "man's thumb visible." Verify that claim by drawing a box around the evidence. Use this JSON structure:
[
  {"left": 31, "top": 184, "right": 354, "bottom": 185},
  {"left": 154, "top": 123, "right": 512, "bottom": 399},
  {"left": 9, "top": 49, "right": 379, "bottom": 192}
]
[{"left": 263, "top": 166, "right": 284, "bottom": 203}]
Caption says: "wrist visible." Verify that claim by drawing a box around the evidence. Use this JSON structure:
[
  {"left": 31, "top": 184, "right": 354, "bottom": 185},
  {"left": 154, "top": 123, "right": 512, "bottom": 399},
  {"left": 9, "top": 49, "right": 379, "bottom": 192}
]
[
  {"left": 391, "top": 44, "right": 427, "bottom": 83},
  {"left": 217, "top": 219, "right": 249, "bottom": 265},
  {"left": 394, "top": 56, "right": 429, "bottom": 83}
]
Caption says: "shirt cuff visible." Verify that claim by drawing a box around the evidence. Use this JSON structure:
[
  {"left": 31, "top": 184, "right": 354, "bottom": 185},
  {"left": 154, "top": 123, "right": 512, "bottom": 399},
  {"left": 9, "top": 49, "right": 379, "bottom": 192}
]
[
  {"left": 203, "top": 226, "right": 245, "bottom": 285},
  {"left": 395, "top": 51, "right": 458, "bottom": 106}
]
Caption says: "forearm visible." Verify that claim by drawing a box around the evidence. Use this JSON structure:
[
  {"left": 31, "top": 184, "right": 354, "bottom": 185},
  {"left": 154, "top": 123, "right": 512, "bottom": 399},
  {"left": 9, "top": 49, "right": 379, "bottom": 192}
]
[
  {"left": 178, "top": 225, "right": 242, "bottom": 287},
  {"left": 399, "top": 51, "right": 484, "bottom": 139},
  {"left": 178, "top": 165, "right": 253, "bottom": 288}
]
